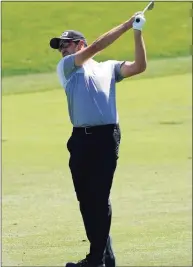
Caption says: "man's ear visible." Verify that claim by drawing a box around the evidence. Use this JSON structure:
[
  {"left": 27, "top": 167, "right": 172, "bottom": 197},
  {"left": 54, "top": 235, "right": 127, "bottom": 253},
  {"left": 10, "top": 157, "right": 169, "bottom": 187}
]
[{"left": 77, "top": 40, "right": 85, "bottom": 50}]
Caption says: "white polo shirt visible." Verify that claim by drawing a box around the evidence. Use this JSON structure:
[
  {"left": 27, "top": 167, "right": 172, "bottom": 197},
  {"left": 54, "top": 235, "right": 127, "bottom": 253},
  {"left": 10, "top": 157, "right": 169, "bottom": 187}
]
[{"left": 57, "top": 54, "right": 125, "bottom": 127}]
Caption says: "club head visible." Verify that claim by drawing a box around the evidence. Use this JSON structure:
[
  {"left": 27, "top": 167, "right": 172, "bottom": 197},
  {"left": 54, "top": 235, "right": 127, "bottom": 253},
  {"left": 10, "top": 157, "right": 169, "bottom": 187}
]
[
  {"left": 135, "top": 1, "right": 155, "bottom": 22},
  {"left": 148, "top": 1, "right": 154, "bottom": 11}
]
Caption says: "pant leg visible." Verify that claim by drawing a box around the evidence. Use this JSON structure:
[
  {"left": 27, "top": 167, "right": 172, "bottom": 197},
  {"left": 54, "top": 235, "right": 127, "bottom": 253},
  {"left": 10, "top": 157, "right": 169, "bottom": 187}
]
[
  {"left": 85, "top": 126, "right": 121, "bottom": 264},
  {"left": 79, "top": 198, "right": 115, "bottom": 263},
  {"left": 79, "top": 198, "right": 115, "bottom": 262},
  {"left": 85, "top": 151, "right": 116, "bottom": 264},
  {"left": 67, "top": 126, "right": 121, "bottom": 264},
  {"left": 105, "top": 236, "right": 116, "bottom": 267},
  {"left": 67, "top": 133, "right": 97, "bottom": 243}
]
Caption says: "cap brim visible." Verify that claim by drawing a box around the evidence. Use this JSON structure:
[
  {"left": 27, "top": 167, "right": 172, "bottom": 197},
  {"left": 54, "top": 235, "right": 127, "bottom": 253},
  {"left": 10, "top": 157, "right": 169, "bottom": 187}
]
[
  {"left": 49, "top": 37, "right": 72, "bottom": 49},
  {"left": 50, "top": 38, "right": 60, "bottom": 49},
  {"left": 50, "top": 37, "right": 88, "bottom": 49}
]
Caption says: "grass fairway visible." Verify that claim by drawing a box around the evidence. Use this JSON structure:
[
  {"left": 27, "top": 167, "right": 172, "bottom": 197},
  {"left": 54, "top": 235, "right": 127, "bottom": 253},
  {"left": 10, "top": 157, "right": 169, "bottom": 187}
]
[
  {"left": 2, "top": 0, "right": 192, "bottom": 265},
  {"left": 2, "top": 71, "right": 192, "bottom": 266}
]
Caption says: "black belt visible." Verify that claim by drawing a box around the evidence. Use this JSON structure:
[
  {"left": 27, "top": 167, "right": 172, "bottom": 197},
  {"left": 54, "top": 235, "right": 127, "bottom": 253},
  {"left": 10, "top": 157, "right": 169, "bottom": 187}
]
[{"left": 73, "top": 124, "right": 119, "bottom": 135}]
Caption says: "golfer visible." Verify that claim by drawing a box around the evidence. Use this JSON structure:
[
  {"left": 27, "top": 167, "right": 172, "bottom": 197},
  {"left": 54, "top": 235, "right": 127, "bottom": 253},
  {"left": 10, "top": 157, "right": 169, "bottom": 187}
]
[{"left": 50, "top": 12, "right": 146, "bottom": 267}]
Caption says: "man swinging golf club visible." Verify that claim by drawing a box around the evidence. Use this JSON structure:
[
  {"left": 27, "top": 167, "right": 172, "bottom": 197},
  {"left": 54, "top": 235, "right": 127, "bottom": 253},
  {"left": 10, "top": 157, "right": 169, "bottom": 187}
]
[{"left": 50, "top": 10, "right": 147, "bottom": 267}]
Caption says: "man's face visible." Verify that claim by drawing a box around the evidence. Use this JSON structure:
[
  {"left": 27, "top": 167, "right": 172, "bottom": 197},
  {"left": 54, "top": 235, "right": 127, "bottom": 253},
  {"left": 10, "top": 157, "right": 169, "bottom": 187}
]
[{"left": 58, "top": 40, "right": 79, "bottom": 57}]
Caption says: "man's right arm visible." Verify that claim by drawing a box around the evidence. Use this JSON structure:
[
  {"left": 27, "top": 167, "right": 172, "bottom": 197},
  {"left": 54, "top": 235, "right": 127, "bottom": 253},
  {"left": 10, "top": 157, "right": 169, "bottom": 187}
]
[{"left": 74, "top": 16, "right": 135, "bottom": 67}]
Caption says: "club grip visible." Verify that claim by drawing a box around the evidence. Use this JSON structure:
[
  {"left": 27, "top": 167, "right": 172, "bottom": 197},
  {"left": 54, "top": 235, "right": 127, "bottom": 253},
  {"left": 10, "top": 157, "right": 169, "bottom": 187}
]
[{"left": 136, "top": 18, "right": 140, "bottom": 23}]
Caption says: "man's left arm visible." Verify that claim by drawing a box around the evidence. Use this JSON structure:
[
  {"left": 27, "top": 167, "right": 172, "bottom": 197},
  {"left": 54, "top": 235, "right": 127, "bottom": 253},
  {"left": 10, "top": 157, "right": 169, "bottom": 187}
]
[
  {"left": 120, "top": 15, "right": 147, "bottom": 78},
  {"left": 120, "top": 31, "right": 147, "bottom": 78}
]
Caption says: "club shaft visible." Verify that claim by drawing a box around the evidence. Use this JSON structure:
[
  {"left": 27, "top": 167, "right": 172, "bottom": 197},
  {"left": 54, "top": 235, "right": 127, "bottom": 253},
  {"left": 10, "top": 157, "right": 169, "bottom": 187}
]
[{"left": 142, "top": 1, "right": 153, "bottom": 14}]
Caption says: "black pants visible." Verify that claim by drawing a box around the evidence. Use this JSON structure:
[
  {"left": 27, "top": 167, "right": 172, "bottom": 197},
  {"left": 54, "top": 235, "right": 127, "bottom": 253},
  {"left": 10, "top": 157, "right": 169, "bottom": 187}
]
[{"left": 67, "top": 124, "right": 121, "bottom": 264}]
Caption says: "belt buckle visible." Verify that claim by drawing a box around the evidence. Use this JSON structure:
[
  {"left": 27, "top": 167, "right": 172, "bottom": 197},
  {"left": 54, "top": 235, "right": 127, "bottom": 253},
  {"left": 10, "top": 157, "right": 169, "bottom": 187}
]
[{"left": 85, "top": 127, "right": 92, "bottom": 135}]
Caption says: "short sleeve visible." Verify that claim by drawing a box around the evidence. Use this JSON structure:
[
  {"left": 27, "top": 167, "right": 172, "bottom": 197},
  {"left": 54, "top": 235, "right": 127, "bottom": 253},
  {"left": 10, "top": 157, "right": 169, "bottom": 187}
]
[
  {"left": 113, "top": 61, "right": 125, "bottom": 83},
  {"left": 57, "top": 54, "right": 80, "bottom": 80}
]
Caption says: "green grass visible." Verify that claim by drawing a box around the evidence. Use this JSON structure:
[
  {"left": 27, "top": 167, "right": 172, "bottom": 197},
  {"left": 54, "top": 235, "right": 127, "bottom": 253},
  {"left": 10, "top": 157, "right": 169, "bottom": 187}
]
[
  {"left": 2, "top": 71, "right": 192, "bottom": 266},
  {"left": 2, "top": 2, "right": 192, "bottom": 264},
  {"left": 2, "top": 2, "right": 191, "bottom": 77},
  {"left": 2, "top": 56, "right": 192, "bottom": 95}
]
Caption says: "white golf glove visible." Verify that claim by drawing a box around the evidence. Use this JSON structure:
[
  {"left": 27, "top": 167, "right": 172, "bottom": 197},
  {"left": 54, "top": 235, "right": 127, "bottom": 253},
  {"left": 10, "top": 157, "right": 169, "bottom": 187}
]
[{"left": 132, "top": 13, "right": 146, "bottom": 31}]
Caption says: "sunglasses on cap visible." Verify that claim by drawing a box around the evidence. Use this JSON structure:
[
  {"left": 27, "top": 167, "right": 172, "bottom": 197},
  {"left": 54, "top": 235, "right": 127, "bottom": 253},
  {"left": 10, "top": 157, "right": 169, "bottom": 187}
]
[{"left": 58, "top": 39, "right": 80, "bottom": 50}]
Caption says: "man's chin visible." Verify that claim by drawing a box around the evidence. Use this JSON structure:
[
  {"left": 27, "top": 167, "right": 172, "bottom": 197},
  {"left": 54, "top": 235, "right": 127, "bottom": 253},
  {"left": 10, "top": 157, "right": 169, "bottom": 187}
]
[{"left": 62, "top": 53, "right": 69, "bottom": 57}]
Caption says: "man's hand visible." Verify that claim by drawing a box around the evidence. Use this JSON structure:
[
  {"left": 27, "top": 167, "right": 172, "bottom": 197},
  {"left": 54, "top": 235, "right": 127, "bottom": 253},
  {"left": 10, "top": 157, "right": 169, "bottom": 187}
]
[{"left": 132, "top": 13, "right": 146, "bottom": 31}]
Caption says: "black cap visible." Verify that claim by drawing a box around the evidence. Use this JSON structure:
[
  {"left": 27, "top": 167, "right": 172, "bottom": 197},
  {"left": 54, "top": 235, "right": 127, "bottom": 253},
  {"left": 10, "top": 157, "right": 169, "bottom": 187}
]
[{"left": 50, "top": 30, "right": 87, "bottom": 49}]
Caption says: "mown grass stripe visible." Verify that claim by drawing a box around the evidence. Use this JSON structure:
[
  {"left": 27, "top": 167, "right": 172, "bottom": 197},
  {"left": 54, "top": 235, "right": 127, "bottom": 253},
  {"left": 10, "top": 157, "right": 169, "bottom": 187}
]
[{"left": 2, "top": 56, "right": 192, "bottom": 96}]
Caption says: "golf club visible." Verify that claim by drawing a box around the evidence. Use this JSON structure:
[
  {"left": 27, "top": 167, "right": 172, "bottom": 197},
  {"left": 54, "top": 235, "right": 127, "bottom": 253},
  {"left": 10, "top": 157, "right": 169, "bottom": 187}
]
[{"left": 136, "top": 1, "right": 155, "bottom": 22}]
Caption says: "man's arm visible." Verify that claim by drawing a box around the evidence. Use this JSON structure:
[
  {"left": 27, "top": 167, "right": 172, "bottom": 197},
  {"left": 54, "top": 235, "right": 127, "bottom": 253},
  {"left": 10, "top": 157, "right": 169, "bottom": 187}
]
[
  {"left": 74, "top": 17, "right": 135, "bottom": 67},
  {"left": 120, "top": 30, "right": 147, "bottom": 78}
]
